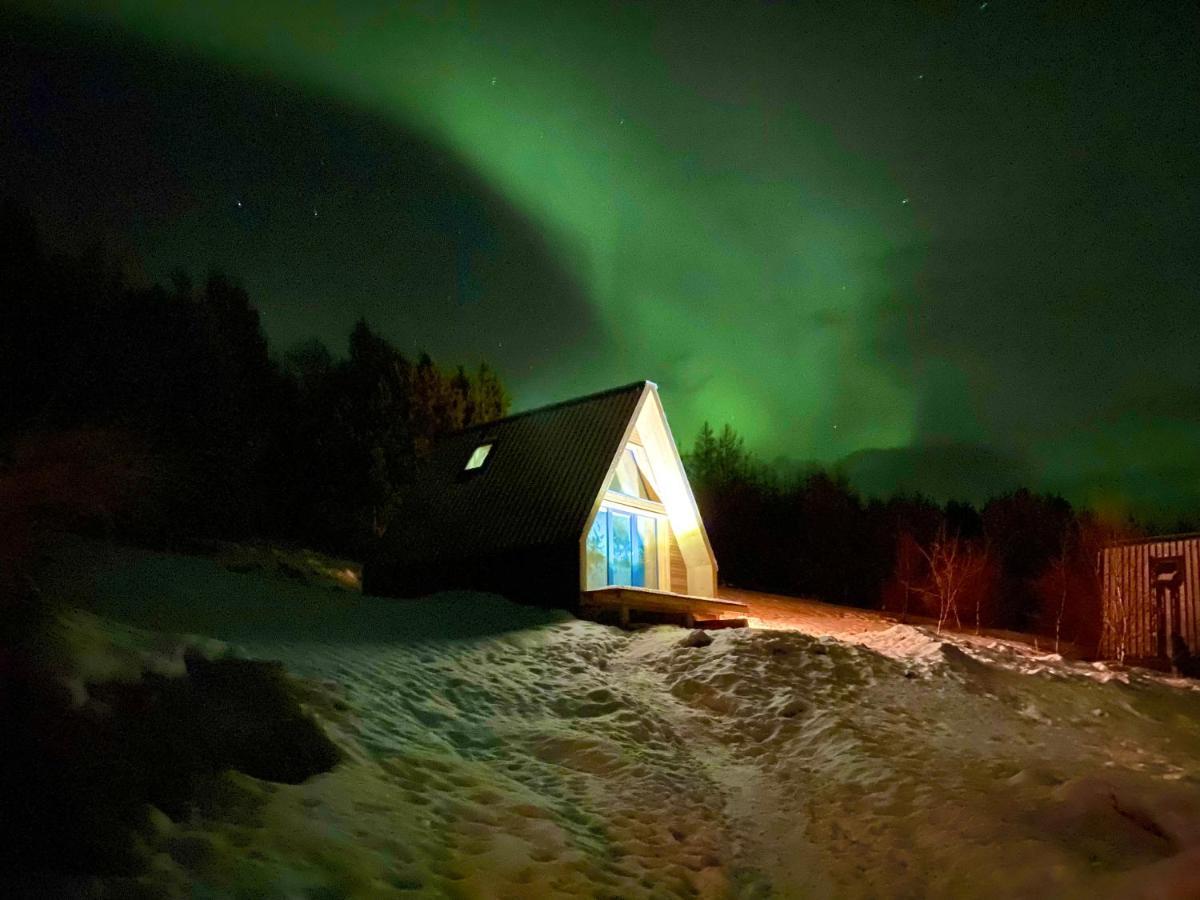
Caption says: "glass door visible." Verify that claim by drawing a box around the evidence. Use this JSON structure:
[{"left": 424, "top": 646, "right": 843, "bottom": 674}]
[
  {"left": 585, "top": 512, "right": 609, "bottom": 589},
  {"left": 634, "top": 515, "right": 658, "bottom": 588},
  {"left": 608, "top": 512, "right": 633, "bottom": 586},
  {"left": 585, "top": 507, "right": 659, "bottom": 590}
]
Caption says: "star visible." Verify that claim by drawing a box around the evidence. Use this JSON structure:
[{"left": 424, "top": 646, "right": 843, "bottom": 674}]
[
  {"left": 901, "top": 197, "right": 910, "bottom": 205},
  {"left": 236, "top": 200, "right": 242, "bottom": 208}
]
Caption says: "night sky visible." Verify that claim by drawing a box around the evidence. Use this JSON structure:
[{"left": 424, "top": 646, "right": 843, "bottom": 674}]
[{"left": 3, "top": 2, "right": 1198, "bottom": 519}]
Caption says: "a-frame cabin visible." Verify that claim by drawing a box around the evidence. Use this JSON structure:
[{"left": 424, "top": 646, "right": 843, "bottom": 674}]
[{"left": 363, "top": 381, "right": 746, "bottom": 625}]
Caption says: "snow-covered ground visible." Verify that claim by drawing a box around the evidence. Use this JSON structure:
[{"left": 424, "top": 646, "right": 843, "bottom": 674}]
[{"left": 37, "top": 539, "right": 1200, "bottom": 898}]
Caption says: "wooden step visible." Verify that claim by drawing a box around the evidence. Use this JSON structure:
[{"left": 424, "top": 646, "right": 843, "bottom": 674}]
[{"left": 580, "top": 586, "right": 749, "bottom": 629}]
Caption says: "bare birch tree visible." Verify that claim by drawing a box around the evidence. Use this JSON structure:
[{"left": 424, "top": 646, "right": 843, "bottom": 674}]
[
  {"left": 915, "top": 524, "right": 990, "bottom": 635},
  {"left": 1078, "top": 515, "right": 1137, "bottom": 662},
  {"left": 1104, "top": 576, "right": 1131, "bottom": 665},
  {"left": 1041, "top": 534, "right": 1076, "bottom": 655}
]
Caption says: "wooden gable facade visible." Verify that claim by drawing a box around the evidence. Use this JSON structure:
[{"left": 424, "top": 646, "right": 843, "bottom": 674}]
[{"left": 363, "top": 381, "right": 722, "bottom": 614}]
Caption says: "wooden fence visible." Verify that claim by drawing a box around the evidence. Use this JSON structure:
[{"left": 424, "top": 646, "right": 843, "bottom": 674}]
[{"left": 1100, "top": 534, "right": 1200, "bottom": 664}]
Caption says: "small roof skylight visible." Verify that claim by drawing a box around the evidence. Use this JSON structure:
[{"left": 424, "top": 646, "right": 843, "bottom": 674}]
[{"left": 464, "top": 443, "right": 493, "bottom": 471}]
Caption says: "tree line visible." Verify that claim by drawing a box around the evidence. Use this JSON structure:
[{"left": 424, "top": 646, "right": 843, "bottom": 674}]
[
  {"left": 3, "top": 196, "right": 1189, "bottom": 657},
  {"left": 0, "top": 200, "right": 509, "bottom": 565},
  {"left": 684, "top": 422, "right": 1182, "bottom": 655}
]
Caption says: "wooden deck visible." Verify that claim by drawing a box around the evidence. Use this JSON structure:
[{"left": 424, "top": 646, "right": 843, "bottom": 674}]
[{"left": 580, "top": 586, "right": 749, "bottom": 629}]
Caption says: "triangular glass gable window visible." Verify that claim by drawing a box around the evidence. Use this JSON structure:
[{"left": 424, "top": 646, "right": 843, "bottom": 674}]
[{"left": 608, "top": 448, "right": 658, "bottom": 500}]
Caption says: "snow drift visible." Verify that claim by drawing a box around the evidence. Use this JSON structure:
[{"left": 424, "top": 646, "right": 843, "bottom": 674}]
[{"left": 19, "top": 537, "right": 1200, "bottom": 898}]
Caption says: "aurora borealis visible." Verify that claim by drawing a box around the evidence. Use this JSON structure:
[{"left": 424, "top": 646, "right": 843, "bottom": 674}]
[{"left": 4, "top": 1, "right": 1198, "bottom": 518}]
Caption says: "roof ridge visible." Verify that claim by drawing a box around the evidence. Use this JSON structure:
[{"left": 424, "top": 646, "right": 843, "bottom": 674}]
[{"left": 451, "top": 380, "right": 652, "bottom": 437}]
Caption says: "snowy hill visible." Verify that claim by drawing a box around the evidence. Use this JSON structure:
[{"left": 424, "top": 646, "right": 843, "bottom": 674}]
[{"left": 25, "top": 538, "right": 1200, "bottom": 898}]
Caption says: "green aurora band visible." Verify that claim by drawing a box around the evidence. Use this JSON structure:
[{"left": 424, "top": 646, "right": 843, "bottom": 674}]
[
  {"left": 34, "top": 0, "right": 917, "bottom": 458},
  {"left": 20, "top": 1, "right": 1200, "bottom": 517}
]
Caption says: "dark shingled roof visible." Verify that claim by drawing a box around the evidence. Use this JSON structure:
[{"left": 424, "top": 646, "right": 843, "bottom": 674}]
[{"left": 381, "top": 381, "right": 650, "bottom": 567}]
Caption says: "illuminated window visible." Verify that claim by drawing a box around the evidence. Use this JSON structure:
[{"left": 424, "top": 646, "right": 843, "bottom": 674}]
[
  {"left": 464, "top": 443, "right": 493, "bottom": 471},
  {"left": 609, "top": 448, "right": 658, "bottom": 500},
  {"left": 586, "top": 507, "right": 658, "bottom": 590}
]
